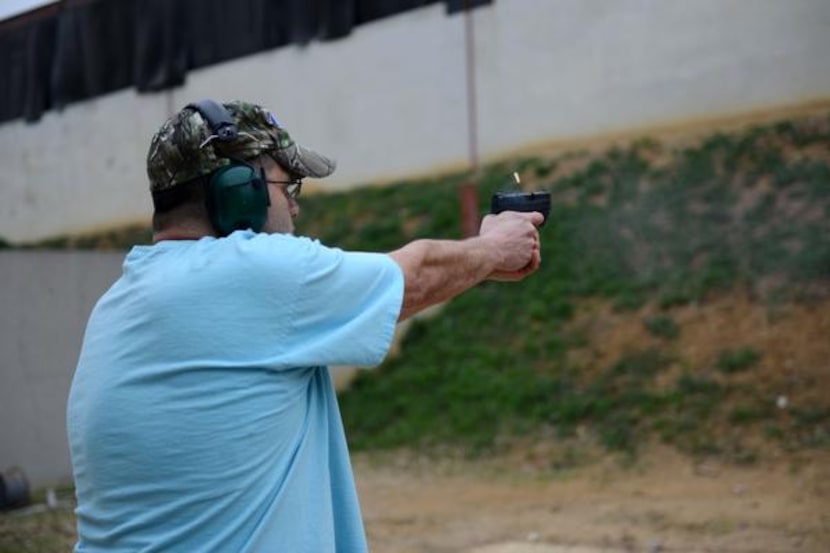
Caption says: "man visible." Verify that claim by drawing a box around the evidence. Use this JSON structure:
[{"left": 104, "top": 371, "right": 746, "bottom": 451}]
[{"left": 67, "top": 100, "right": 542, "bottom": 552}]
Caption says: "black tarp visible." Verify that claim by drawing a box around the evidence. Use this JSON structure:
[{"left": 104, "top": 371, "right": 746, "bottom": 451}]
[
  {"left": 445, "top": 0, "right": 490, "bottom": 14},
  {"left": 0, "top": 12, "right": 57, "bottom": 122},
  {"left": 133, "top": 0, "right": 188, "bottom": 92},
  {"left": 0, "top": 0, "right": 492, "bottom": 124},
  {"left": 50, "top": 0, "right": 135, "bottom": 109}
]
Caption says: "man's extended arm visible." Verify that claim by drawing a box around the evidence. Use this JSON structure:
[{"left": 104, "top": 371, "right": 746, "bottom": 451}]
[{"left": 389, "top": 211, "right": 543, "bottom": 321}]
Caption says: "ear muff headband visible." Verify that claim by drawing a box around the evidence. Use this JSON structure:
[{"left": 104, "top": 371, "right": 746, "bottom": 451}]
[
  {"left": 186, "top": 99, "right": 238, "bottom": 142},
  {"left": 186, "top": 100, "right": 270, "bottom": 235}
]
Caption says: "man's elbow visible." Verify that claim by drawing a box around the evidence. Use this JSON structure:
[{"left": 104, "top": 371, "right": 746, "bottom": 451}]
[
  {"left": 395, "top": 266, "right": 429, "bottom": 322},
  {"left": 388, "top": 243, "right": 429, "bottom": 321}
]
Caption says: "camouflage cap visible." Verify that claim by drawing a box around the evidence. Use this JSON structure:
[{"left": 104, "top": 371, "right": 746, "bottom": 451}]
[{"left": 147, "top": 100, "right": 336, "bottom": 192}]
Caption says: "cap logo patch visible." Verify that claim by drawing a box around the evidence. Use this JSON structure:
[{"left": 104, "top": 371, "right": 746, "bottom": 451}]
[{"left": 265, "top": 111, "right": 282, "bottom": 128}]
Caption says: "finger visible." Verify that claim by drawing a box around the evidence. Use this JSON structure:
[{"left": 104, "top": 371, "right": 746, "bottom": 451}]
[
  {"left": 505, "top": 250, "right": 540, "bottom": 279},
  {"left": 524, "top": 249, "right": 541, "bottom": 273}
]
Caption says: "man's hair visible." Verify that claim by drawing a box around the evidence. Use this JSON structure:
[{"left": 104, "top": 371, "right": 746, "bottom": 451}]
[
  {"left": 151, "top": 175, "right": 210, "bottom": 232},
  {"left": 151, "top": 154, "right": 276, "bottom": 233}
]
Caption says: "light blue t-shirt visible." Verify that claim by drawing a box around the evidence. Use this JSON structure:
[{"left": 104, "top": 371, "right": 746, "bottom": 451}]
[{"left": 67, "top": 230, "right": 404, "bottom": 552}]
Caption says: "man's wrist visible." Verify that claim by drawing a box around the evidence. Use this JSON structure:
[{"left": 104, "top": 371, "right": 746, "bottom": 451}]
[{"left": 467, "top": 234, "right": 503, "bottom": 274}]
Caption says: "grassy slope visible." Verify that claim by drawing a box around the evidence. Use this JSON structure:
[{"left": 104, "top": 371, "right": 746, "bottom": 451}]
[
  {"left": 15, "top": 113, "right": 830, "bottom": 462},
  {"left": 300, "top": 114, "right": 830, "bottom": 460}
]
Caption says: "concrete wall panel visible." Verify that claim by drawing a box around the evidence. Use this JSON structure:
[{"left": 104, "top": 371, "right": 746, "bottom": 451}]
[{"left": 0, "top": 251, "right": 123, "bottom": 488}]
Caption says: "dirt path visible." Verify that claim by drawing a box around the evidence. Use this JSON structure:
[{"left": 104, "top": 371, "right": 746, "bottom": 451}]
[{"left": 354, "top": 447, "right": 830, "bottom": 553}]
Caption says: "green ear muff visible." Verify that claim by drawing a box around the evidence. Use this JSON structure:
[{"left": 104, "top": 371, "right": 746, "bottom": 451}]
[{"left": 206, "top": 164, "right": 271, "bottom": 236}]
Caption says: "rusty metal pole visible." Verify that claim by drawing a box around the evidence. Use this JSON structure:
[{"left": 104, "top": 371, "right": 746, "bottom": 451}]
[{"left": 459, "top": 0, "right": 480, "bottom": 238}]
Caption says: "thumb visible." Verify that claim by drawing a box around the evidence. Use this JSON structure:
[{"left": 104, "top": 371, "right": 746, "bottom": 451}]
[{"left": 521, "top": 211, "right": 545, "bottom": 227}]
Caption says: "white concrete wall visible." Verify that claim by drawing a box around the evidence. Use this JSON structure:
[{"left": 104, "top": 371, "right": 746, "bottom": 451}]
[{"left": 1, "top": 0, "right": 829, "bottom": 242}]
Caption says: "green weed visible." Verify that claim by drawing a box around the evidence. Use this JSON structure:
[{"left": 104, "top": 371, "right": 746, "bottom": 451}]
[
  {"left": 643, "top": 315, "right": 680, "bottom": 340},
  {"left": 716, "top": 347, "right": 760, "bottom": 374}
]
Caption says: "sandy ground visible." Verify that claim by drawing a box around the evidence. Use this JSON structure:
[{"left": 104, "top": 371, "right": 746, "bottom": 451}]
[
  {"left": 354, "top": 446, "right": 830, "bottom": 553},
  {"left": 2, "top": 446, "right": 826, "bottom": 552}
]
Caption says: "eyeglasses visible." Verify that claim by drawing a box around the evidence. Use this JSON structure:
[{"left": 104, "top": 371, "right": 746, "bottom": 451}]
[{"left": 266, "top": 178, "right": 303, "bottom": 200}]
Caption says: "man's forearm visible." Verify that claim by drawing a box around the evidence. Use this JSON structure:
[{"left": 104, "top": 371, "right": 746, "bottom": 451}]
[{"left": 388, "top": 237, "right": 501, "bottom": 321}]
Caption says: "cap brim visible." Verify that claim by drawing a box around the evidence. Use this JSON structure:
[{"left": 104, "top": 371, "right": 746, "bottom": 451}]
[{"left": 273, "top": 143, "right": 336, "bottom": 179}]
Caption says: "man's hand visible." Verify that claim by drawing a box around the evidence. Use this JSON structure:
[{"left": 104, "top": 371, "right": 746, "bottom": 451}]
[
  {"left": 389, "top": 210, "right": 544, "bottom": 321},
  {"left": 479, "top": 211, "right": 543, "bottom": 281}
]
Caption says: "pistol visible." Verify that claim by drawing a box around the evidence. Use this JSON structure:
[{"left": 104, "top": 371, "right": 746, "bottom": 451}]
[{"left": 490, "top": 173, "right": 550, "bottom": 225}]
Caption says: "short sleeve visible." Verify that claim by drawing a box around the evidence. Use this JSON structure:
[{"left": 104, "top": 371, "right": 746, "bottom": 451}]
[{"left": 281, "top": 242, "right": 404, "bottom": 368}]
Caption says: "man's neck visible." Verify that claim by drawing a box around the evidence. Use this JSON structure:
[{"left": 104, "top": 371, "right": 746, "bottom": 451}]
[{"left": 152, "top": 222, "right": 217, "bottom": 243}]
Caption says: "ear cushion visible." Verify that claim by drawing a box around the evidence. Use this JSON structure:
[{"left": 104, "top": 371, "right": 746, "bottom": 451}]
[{"left": 206, "top": 164, "right": 271, "bottom": 235}]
